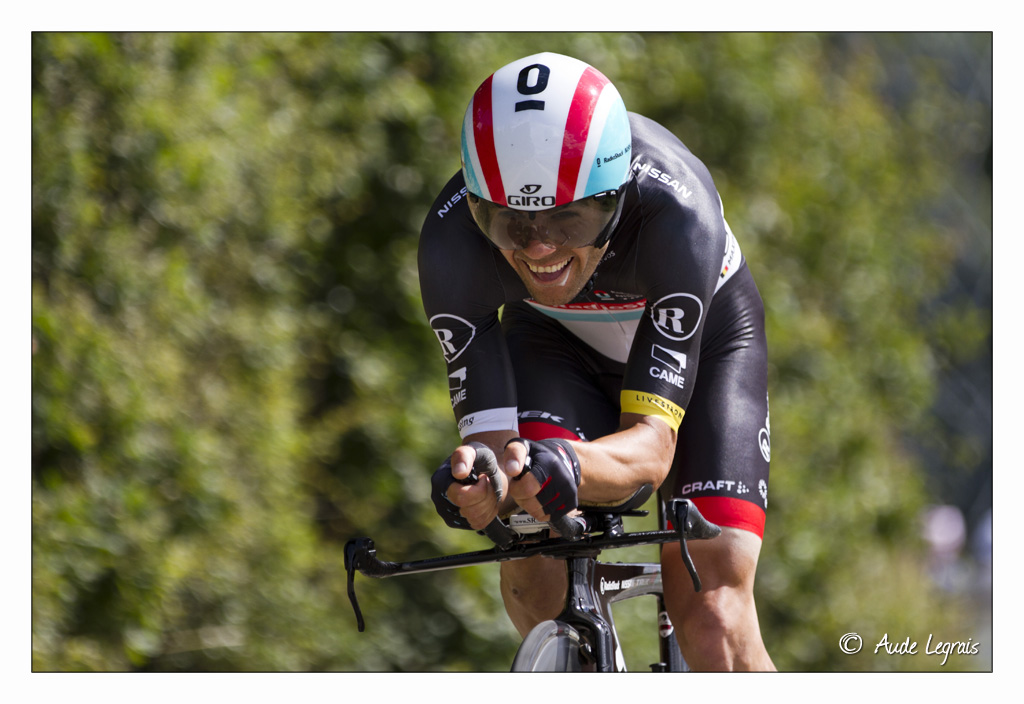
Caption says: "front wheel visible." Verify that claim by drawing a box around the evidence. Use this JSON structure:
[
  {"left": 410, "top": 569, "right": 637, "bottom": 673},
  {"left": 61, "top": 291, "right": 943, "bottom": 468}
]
[{"left": 510, "top": 620, "right": 583, "bottom": 671}]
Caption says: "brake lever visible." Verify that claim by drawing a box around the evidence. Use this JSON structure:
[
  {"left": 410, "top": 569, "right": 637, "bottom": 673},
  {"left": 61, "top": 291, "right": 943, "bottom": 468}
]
[
  {"left": 344, "top": 538, "right": 371, "bottom": 632},
  {"left": 670, "top": 499, "right": 722, "bottom": 592}
]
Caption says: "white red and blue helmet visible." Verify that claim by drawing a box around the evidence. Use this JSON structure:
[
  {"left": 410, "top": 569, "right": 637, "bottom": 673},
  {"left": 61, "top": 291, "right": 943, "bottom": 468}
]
[{"left": 460, "top": 52, "right": 633, "bottom": 250}]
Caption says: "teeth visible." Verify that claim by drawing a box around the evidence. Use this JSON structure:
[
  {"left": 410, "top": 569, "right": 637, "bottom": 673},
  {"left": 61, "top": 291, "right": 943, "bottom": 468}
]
[{"left": 526, "top": 259, "right": 570, "bottom": 274}]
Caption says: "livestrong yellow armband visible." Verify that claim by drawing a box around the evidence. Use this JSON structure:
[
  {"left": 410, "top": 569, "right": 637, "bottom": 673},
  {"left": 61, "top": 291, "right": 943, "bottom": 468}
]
[{"left": 620, "top": 390, "right": 685, "bottom": 431}]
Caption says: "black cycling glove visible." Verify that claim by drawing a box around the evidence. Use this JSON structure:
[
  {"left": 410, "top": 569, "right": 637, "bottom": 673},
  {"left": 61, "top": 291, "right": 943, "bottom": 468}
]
[
  {"left": 430, "top": 442, "right": 503, "bottom": 530},
  {"left": 507, "top": 437, "right": 582, "bottom": 521}
]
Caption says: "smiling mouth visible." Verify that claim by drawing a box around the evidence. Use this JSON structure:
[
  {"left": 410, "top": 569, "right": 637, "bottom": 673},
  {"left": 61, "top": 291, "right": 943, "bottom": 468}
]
[{"left": 525, "top": 258, "right": 571, "bottom": 275}]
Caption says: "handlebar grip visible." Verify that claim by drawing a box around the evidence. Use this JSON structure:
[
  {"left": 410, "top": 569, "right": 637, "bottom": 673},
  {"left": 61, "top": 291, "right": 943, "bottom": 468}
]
[
  {"left": 481, "top": 518, "right": 518, "bottom": 549},
  {"left": 346, "top": 537, "right": 401, "bottom": 578},
  {"left": 550, "top": 513, "right": 587, "bottom": 541}
]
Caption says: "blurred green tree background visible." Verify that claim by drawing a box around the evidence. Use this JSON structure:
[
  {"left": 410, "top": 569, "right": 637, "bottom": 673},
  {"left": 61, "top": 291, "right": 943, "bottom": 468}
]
[{"left": 32, "top": 32, "right": 992, "bottom": 672}]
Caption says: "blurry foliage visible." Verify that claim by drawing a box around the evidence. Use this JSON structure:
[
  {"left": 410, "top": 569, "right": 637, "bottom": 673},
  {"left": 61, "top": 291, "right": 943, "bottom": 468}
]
[{"left": 32, "top": 32, "right": 991, "bottom": 671}]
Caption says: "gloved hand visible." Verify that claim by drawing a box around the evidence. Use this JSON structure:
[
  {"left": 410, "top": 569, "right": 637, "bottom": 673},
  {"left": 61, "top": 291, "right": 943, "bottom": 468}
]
[
  {"left": 506, "top": 437, "right": 581, "bottom": 521},
  {"left": 430, "top": 454, "right": 472, "bottom": 529},
  {"left": 430, "top": 442, "right": 504, "bottom": 529}
]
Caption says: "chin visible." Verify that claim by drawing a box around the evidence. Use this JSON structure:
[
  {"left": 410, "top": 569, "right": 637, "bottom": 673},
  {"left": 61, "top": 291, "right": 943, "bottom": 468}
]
[{"left": 527, "top": 281, "right": 585, "bottom": 307}]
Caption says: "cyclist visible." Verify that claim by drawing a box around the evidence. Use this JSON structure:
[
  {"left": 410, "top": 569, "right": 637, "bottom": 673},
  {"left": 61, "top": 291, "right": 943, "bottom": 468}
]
[{"left": 421, "top": 52, "right": 775, "bottom": 671}]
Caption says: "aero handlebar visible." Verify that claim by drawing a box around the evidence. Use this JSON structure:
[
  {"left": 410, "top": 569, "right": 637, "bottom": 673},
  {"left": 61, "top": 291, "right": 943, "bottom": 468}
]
[{"left": 345, "top": 477, "right": 722, "bottom": 632}]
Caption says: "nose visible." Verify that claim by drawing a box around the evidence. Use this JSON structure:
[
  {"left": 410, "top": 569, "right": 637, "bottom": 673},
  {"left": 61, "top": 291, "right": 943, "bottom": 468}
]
[{"left": 519, "top": 237, "right": 557, "bottom": 258}]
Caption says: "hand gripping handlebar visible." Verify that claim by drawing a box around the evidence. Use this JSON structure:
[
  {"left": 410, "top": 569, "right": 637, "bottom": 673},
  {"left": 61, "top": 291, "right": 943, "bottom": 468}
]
[
  {"left": 456, "top": 443, "right": 586, "bottom": 546},
  {"left": 452, "top": 443, "right": 520, "bottom": 549}
]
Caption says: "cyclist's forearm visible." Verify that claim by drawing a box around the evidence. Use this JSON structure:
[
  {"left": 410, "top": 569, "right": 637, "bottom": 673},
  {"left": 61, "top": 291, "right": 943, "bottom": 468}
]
[{"left": 572, "top": 414, "right": 676, "bottom": 503}]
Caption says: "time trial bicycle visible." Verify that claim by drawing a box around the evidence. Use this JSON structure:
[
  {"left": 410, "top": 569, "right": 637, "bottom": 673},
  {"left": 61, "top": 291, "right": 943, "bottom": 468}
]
[{"left": 345, "top": 447, "right": 721, "bottom": 672}]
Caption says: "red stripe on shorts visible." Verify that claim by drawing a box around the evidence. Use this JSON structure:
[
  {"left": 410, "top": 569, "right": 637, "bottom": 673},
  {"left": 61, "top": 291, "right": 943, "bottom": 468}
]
[
  {"left": 690, "top": 496, "right": 766, "bottom": 539},
  {"left": 518, "top": 422, "right": 581, "bottom": 441}
]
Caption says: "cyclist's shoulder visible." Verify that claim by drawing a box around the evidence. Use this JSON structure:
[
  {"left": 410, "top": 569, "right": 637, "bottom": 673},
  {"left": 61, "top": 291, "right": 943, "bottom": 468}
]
[
  {"left": 621, "top": 115, "right": 737, "bottom": 290},
  {"left": 421, "top": 170, "right": 473, "bottom": 235},
  {"left": 420, "top": 171, "right": 489, "bottom": 265},
  {"left": 418, "top": 171, "right": 523, "bottom": 311},
  {"left": 627, "top": 112, "right": 722, "bottom": 208}
]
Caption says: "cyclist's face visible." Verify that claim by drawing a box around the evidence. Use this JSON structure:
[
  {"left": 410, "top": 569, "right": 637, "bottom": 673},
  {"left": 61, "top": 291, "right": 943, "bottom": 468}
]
[
  {"left": 470, "top": 195, "right": 620, "bottom": 306},
  {"left": 500, "top": 235, "right": 609, "bottom": 307}
]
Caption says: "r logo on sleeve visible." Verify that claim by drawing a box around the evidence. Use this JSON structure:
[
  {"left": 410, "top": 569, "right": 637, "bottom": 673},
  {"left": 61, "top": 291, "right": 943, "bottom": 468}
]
[
  {"left": 429, "top": 314, "right": 477, "bottom": 363},
  {"left": 650, "top": 293, "right": 703, "bottom": 341}
]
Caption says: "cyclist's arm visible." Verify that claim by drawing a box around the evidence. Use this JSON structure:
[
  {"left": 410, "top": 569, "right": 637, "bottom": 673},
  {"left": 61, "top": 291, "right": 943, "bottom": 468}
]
[
  {"left": 419, "top": 172, "right": 528, "bottom": 443},
  {"left": 574, "top": 413, "right": 676, "bottom": 503}
]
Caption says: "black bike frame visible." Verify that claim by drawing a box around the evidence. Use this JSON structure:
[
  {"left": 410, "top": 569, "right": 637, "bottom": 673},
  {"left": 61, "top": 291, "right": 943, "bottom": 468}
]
[
  {"left": 536, "top": 497, "right": 683, "bottom": 671},
  {"left": 557, "top": 553, "right": 668, "bottom": 671}
]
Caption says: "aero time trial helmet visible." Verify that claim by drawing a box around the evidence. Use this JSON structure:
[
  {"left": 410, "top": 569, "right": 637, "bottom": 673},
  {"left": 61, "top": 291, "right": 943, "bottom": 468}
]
[{"left": 460, "top": 52, "right": 632, "bottom": 251}]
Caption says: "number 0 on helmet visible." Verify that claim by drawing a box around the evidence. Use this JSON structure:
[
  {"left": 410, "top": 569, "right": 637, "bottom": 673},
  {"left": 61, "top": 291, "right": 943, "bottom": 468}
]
[{"left": 460, "top": 52, "right": 633, "bottom": 251}]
